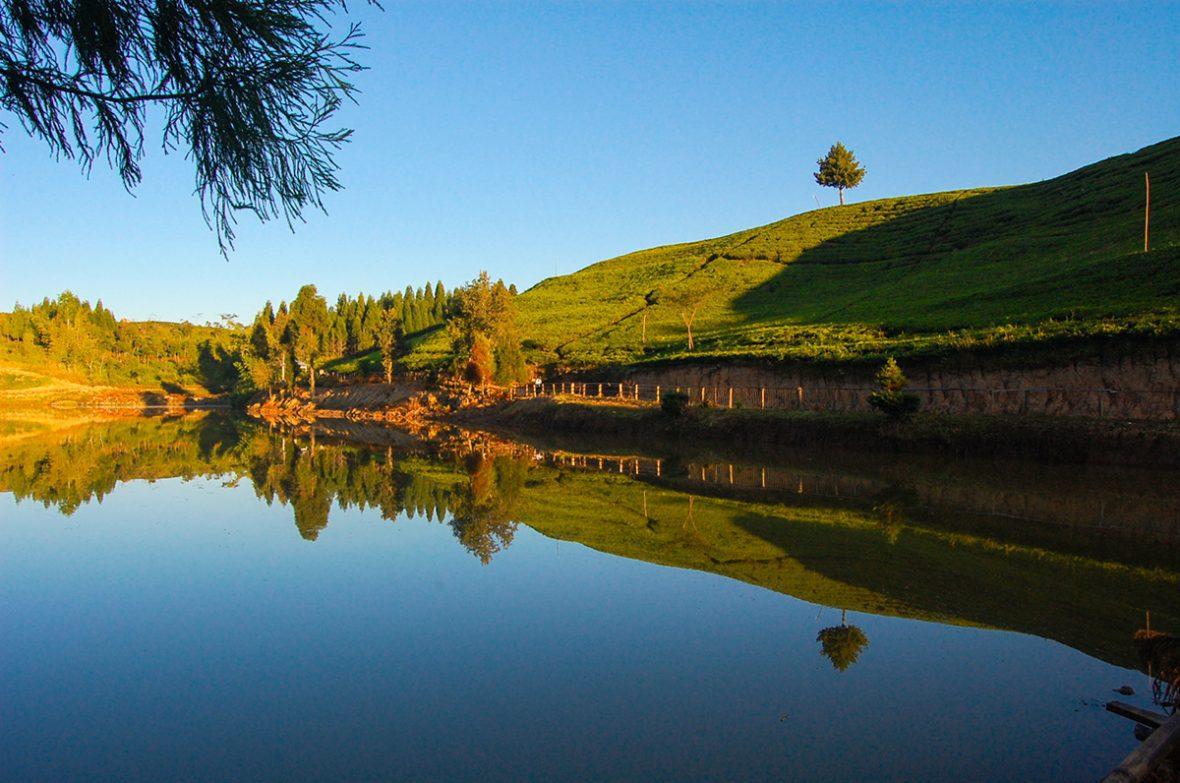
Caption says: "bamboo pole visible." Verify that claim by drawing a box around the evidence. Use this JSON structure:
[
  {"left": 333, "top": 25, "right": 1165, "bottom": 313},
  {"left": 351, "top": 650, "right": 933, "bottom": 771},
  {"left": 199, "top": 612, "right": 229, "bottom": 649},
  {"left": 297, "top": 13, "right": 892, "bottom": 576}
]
[
  {"left": 1101, "top": 710, "right": 1180, "bottom": 783},
  {"left": 1106, "top": 701, "right": 1168, "bottom": 729}
]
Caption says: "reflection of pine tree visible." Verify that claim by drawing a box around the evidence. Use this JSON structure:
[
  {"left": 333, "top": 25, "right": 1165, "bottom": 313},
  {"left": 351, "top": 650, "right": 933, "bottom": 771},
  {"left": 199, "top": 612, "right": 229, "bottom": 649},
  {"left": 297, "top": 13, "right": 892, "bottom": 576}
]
[
  {"left": 288, "top": 448, "right": 331, "bottom": 541},
  {"left": 448, "top": 453, "right": 525, "bottom": 565},
  {"left": 817, "top": 609, "right": 870, "bottom": 672}
]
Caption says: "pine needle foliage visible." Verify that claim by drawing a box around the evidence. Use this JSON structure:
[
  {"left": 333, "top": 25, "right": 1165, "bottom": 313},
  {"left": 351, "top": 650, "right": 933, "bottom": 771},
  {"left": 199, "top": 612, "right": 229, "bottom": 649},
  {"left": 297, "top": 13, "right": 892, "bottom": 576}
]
[
  {"left": 814, "top": 141, "right": 866, "bottom": 205},
  {"left": 0, "top": 0, "right": 372, "bottom": 252}
]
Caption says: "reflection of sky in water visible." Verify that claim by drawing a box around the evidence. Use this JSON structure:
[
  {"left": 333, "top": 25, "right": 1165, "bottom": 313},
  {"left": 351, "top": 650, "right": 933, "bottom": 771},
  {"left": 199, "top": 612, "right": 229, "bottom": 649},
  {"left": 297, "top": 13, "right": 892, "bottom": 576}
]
[{"left": 1, "top": 475, "right": 1155, "bottom": 782}]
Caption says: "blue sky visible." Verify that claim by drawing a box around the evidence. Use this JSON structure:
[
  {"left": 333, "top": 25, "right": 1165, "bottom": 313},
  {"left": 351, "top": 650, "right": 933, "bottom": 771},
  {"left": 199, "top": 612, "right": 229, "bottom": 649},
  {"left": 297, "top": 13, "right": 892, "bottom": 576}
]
[{"left": 2, "top": 1, "right": 1178, "bottom": 323}]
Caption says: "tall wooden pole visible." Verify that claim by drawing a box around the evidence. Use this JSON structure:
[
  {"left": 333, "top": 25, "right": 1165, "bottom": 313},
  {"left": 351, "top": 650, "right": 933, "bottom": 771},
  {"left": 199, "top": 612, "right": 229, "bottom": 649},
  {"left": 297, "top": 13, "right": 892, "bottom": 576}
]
[{"left": 1144, "top": 172, "right": 1151, "bottom": 253}]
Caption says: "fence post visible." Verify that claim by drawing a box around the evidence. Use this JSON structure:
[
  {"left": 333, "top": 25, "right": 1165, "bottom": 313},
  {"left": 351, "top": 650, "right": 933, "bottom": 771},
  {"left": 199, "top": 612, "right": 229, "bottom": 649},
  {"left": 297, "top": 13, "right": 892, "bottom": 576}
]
[
  {"left": 618, "top": 382, "right": 624, "bottom": 398},
  {"left": 700, "top": 387, "right": 706, "bottom": 402},
  {"left": 760, "top": 387, "right": 766, "bottom": 409},
  {"left": 728, "top": 387, "right": 733, "bottom": 409},
  {"left": 797, "top": 386, "right": 804, "bottom": 408},
  {"left": 655, "top": 385, "right": 661, "bottom": 404}
]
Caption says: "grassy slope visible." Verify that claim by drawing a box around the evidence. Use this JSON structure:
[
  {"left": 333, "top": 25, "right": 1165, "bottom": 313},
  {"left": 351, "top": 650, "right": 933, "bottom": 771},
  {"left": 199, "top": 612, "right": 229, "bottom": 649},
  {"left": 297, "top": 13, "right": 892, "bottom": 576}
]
[{"left": 408, "top": 137, "right": 1180, "bottom": 369}]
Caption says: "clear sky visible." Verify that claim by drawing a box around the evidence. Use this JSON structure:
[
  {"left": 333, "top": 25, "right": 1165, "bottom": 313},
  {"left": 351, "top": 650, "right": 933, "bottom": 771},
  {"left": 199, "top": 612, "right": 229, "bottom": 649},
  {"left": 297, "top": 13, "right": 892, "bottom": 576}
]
[{"left": 2, "top": 1, "right": 1178, "bottom": 323}]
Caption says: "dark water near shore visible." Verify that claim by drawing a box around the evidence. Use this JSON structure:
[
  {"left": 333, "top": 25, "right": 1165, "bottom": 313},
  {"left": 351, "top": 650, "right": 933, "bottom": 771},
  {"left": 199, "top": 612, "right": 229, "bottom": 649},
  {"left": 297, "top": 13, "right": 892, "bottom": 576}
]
[{"left": 2, "top": 413, "right": 1178, "bottom": 782}]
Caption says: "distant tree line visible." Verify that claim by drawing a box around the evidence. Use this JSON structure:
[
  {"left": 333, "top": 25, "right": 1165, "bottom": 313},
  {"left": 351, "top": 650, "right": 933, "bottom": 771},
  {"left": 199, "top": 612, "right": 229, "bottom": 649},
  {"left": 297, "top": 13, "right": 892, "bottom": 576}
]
[
  {"left": 0, "top": 291, "right": 239, "bottom": 390},
  {"left": 3, "top": 275, "right": 531, "bottom": 394}
]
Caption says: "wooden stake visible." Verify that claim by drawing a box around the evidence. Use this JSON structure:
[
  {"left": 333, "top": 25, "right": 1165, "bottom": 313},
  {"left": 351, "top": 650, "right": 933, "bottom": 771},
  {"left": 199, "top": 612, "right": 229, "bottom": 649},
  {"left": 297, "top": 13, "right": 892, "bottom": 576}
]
[{"left": 1144, "top": 172, "right": 1151, "bottom": 253}]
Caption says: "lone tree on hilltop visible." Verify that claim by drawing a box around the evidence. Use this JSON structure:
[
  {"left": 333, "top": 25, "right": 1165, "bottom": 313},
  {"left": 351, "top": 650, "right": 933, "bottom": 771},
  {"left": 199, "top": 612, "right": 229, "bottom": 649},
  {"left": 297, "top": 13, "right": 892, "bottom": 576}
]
[
  {"left": 814, "top": 142, "right": 866, "bottom": 205},
  {"left": 0, "top": 0, "right": 373, "bottom": 253}
]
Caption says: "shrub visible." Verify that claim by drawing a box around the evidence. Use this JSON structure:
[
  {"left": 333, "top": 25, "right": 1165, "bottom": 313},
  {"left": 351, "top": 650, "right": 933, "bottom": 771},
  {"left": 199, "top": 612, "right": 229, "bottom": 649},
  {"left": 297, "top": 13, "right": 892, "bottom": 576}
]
[
  {"left": 661, "top": 390, "right": 690, "bottom": 417},
  {"left": 868, "top": 358, "right": 920, "bottom": 420}
]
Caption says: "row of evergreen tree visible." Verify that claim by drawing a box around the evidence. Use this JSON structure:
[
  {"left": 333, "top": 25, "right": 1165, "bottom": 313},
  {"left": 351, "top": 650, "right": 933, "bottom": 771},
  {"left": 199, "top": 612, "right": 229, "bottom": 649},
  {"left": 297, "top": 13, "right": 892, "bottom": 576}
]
[{"left": 332, "top": 282, "right": 453, "bottom": 353}]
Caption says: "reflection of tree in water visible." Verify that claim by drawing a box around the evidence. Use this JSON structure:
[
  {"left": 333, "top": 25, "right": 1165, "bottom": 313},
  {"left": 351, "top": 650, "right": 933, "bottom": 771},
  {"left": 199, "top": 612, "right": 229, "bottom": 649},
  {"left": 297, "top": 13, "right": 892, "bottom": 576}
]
[
  {"left": 872, "top": 485, "right": 916, "bottom": 545},
  {"left": 0, "top": 414, "right": 253, "bottom": 516},
  {"left": 1136, "top": 628, "right": 1180, "bottom": 713},
  {"left": 817, "top": 608, "right": 870, "bottom": 672},
  {"left": 448, "top": 452, "right": 525, "bottom": 565},
  {"left": 285, "top": 446, "right": 332, "bottom": 541}
]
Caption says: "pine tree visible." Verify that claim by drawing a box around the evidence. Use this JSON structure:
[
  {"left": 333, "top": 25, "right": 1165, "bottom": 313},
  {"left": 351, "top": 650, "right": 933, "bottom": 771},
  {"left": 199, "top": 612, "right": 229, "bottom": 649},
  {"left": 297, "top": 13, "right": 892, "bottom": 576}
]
[
  {"left": 422, "top": 284, "right": 435, "bottom": 323},
  {"left": 434, "top": 283, "right": 446, "bottom": 323},
  {"left": 814, "top": 142, "right": 866, "bottom": 205}
]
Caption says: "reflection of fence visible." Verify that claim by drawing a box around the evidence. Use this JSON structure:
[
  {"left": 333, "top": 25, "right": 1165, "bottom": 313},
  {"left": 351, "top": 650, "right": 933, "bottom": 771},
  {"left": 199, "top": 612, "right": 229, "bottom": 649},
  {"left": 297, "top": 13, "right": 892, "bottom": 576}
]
[{"left": 510, "top": 381, "right": 1180, "bottom": 420}]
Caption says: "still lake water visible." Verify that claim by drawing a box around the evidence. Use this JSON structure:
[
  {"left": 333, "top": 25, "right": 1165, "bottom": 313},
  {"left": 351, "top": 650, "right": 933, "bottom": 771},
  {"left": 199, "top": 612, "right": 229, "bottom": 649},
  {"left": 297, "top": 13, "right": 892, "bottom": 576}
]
[{"left": 2, "top": 413, "right": 1178, "bottom": 781}]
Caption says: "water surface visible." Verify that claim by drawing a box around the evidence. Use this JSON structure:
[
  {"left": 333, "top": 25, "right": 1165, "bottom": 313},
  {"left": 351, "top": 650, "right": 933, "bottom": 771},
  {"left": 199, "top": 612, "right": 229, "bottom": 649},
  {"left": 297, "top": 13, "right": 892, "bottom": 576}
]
[{"left": 2, "top": 414, "right": 1177, "bottom": 781}]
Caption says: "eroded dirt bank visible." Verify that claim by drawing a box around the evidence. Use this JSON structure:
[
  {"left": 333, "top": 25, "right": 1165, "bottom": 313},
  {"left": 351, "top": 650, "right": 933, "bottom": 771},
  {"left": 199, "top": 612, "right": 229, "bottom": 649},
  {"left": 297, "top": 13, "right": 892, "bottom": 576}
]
[{"left": 606, "top": 339, "right": 1180, "bottom": 420}]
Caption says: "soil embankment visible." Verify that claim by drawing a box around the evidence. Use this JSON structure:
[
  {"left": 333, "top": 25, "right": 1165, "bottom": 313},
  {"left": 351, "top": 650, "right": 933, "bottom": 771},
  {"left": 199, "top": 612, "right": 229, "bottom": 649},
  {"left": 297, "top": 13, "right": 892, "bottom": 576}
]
[
  {"left": 599, "top": 339, "right": 1180, "bottom": 420},
  {"left": 247, "top": 382, "right": 427, "bottom": 426}
]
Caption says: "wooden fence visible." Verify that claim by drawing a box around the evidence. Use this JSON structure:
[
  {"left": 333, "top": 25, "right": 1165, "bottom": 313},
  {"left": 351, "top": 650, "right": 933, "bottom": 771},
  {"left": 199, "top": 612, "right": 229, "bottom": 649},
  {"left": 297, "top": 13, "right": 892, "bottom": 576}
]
[{"left": 509, "top": 380, "right": 1180, "bottom": 420}]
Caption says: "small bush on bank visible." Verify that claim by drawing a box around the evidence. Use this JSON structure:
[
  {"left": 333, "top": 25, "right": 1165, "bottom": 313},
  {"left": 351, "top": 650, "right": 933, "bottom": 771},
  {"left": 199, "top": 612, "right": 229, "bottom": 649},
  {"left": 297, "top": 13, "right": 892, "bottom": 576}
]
[
  {"left": 661, "top": 390, "right": 690, "bottom": 417},
  {"left": 868, "top": 358, "right": 921, "bottom": 421}
]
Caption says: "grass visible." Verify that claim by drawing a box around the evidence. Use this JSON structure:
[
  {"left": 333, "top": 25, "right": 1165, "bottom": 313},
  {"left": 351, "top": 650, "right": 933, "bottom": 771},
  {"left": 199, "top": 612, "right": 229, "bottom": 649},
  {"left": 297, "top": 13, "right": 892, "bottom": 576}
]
[
  {"left": 404, "top": 136, "right": 1180, "bottom": 370},
  {"left": 0, "top": 369, "right": 44, "bottom": 390},
  {"left": 324, "top": 324, "right": 445, "bottom": 375}
]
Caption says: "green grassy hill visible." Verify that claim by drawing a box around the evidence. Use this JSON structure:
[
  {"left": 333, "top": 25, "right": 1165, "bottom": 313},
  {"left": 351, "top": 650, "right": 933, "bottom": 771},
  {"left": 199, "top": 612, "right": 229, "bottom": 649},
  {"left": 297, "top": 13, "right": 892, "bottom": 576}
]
[{"left": 410, "top": 136, "right": 1180, "bottom": 370}]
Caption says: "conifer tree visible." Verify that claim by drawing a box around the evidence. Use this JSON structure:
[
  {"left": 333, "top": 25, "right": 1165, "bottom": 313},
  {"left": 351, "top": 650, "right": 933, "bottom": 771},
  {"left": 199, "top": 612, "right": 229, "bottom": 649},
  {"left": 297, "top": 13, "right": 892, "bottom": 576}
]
[
  {"left": 814, "top": 142, "right": 866, "bottom": 205},
  {"left": 0, "top": 0, "right": 374, "bottom": 253}
]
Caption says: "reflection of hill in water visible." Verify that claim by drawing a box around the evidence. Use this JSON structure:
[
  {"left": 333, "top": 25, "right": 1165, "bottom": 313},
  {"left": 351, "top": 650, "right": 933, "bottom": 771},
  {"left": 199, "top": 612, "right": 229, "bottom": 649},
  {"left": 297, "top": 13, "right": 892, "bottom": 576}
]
[{"left": 1, "top": 413, "right": 1177, "bottom": 670}]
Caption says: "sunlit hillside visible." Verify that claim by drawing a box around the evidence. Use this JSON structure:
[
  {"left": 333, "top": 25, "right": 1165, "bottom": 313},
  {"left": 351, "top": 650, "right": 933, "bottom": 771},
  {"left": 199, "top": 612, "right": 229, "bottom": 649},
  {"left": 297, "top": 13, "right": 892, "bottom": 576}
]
[{"left": 408, "top": 137, "right": 1179, "bottom": 370}]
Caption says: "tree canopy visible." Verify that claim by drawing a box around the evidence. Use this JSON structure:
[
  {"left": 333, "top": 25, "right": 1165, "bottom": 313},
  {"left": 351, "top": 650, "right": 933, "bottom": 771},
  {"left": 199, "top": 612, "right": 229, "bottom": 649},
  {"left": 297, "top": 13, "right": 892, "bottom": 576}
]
[
  {"left": 814, "top": 142, "right": 866, "bottom": 205},
  {"left": 447, "top": 271, "right": 529, "bottom": 385},
  {"left": 1, "top": 0, "right": 371, "bottom": 252}
]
